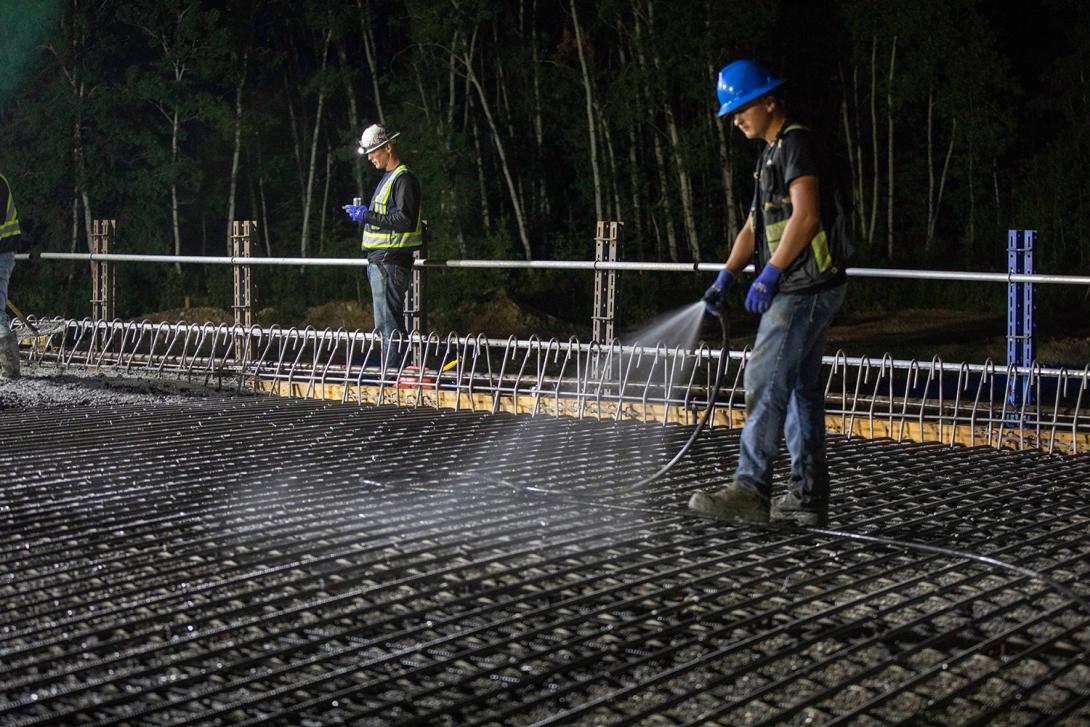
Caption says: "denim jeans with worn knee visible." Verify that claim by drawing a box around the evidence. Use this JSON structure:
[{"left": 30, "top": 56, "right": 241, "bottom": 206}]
[
  {"left": 0, "top": 252, "right": 14, "bottom": 336},
  {"left": 367, "top": 260, "right": 411, "bottom": 368},
  {"left": 735, "top": 284, "right": 846, "bottom": 501}
]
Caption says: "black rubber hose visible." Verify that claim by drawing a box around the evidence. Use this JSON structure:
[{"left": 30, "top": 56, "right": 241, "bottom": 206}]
[{"left": 621, "top": 310, "right": 729, "bottom": 490}]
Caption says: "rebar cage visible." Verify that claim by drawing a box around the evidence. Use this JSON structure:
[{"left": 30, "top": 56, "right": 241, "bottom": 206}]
[{"left": 15, "top": 317, "right": 1090, "bottom": 454}]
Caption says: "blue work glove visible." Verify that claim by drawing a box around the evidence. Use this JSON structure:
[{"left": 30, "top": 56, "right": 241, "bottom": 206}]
[
  {"left": 744, "top": 263, "right": 783, "bottom": 314},
  {"left": 342, "top": 203, "right": 368, "bottom": 223},
  {"left": 702, "top": 268, "right": 734, "bottom": 314}
]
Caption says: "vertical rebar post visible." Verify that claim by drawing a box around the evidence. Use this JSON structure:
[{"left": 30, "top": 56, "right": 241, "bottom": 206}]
[
  {"left": 592, "top": 221, "right": 621, "bottom": 344},
  {"left": 90, "top": 219, "right": 116, "bottom": 321},
  {"left": 231, "top": 221, "right": 255, "bottom": 361},
  {"left": 403, "top": 221, "right": 428, "bottom": 363}
]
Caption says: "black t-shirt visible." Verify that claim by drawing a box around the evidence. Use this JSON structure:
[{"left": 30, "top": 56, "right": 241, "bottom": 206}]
[{"left": 752, "top": 124, "right": 847, "bottom": 293}]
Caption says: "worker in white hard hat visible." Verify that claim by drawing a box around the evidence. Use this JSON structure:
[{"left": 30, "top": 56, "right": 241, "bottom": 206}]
[{"left": 343, "top": 123, "right": 423, "bottom": 368}]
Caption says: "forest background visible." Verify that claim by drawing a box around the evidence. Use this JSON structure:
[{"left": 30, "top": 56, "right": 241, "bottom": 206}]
[{"left": 1, "top": 0, "right": 1088, "bottom": 346}]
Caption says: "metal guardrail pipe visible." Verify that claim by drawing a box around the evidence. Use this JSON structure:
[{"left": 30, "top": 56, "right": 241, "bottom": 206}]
[{"left": 14, "top": 251, "right": 1090, "bottom": 285}]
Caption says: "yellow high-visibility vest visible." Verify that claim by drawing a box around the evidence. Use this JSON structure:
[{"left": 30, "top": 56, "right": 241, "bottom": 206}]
[
  {"left": 0, "top": 173, "right": 20, "bottom": 242},
  {"left": 362, "top": 165, "right": 422, "bottom": 250}
]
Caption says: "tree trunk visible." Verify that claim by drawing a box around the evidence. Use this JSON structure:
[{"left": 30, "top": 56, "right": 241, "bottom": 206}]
[
  {"left": 284, "top": 73, "right": 306, "bottom": 202},
  {"left": 665, "top": 108, "right": 699, "bottom": 260},
  {"left": 445, "top": 33, "right": 466, "bottom": 256},
  {"left": 357, "top": 0, "right": 386, "bottom": 125},
  {"left": 926, "top": 89, "right": 934, "bottom": 247},
  {"left": 652, "top": 130, "right": 678, "bottom": 262},
  {"left": 72, "top": 93, "right": 94, "bottom": 254},
  {"left": 868, "top": 35, "right": 879, "bottom": 246},
  {"left": 259, "top": 174, "right": 272, "bottom": 257},
  {"left": 570, "top": 0, "right": 603, "bottom": 221},
  {"left": 492, "top": 25, "right": 516, "bottom": 141},
  {"left": 852, "top": 65, "right": 866, "bottom": 237},
  {"left": 530, "top": 0, "right": 547, "bottom": 219},
  {"left": 171, "top": 108, "right": 182, "bottom": 274},
  {"left": 471, "top": 114, "right": 491, "bottom": 229},
  {"left": 463, "top": 48, "right": 533, "bottom": 259},
  {"left": 412, "top": 59, "right": 432, "bottom": 127},
  {"left": 840, "top": 65, "right": 860, "bottom": 241},
  {"left": 621, "top": 42, "right": 643, "bottom": 253},
  {"left": 336, "top": 38, "right": 364, "bottom": 198},
  {"left": 628, "top": 127, "right": 643, "bottom": 257},
  {"left": 300, "top": 28, "right": 332, "bottom": 258},
  {"left": 644, "top": 0, "right": 698, "bottom": 260},
  {"left": 925, "top": 91, "right": 957, "bottom": 250},
  {"left": 886, "top": 34, "right": 896, "bottom": 260},
  {"left": 598, "top": 102, "right": 622, "bottom": 222},
  {"left": 968, "top": 91, "right": 975, "bottom": 251},
  {"left": 225, "top": 54, "right": 248, "bottom": 255},
  {"left": 632, "top": 6, "right": 675, "bottom": 261},
  {"left": 714, "top": 82, "right": 737, "bottom": 243},
  {"left": 71, "top": 196, "right": 79, "bottom": 253},
  {"left": 319, "top": 144, "right": 333, "bottom": 253}
]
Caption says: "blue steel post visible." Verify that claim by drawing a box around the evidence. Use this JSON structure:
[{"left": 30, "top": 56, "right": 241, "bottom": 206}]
[
  {"left": 1021, "top": 230, "right": 1036, "bottom": 406},
  {"left": 1007, "top": 230, "right": 1021, "bottom": 408}
]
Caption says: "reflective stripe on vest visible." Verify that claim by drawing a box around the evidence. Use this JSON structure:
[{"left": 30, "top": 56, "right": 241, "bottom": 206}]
[
  {"left": 764, "top": 219, "right": 833, "bottom": 274},
  {"left": 361, "top": 165, "right": 422, "bottom": 250},
  {"left": 0, "top": 174, "right": 20, "bottom": 241}
]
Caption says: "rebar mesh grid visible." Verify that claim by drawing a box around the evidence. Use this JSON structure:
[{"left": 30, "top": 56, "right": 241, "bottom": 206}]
[{"left": 2, "top": 394, "right": 1089, "bottom": 725}]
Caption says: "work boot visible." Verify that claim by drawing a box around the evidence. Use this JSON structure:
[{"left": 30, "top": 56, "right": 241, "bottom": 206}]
[
  {"left": 0, "top": 331, "right": 20, "bottom": 380},
  {"left": 688, "top": 484, "right": 769, "bottom": 523},
  {"left": 771, "top": 490, "right": 828, "bottom": 527}
]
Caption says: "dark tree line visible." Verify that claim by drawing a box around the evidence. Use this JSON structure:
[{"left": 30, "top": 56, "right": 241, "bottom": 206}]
[{"left": 0, "top": 0, "right": 1087, "bottom": 320}]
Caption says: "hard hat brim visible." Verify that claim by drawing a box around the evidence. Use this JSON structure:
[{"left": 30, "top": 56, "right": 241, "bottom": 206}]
[
  {"left": 357, "top": 131, "right": 401, "bottom": 155},
  {"left": 717, "top": 79, "right": 784, "bottom": 117}
]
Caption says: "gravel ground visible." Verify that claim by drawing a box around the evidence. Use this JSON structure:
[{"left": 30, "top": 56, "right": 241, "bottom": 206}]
[{"left": 0, "top": 364, "right": 248, "bottom": 412}]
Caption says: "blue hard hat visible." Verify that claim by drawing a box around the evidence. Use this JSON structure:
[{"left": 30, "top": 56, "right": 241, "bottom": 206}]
[{"left": 715, "top": 59, "right": 784, "bottom": 117}]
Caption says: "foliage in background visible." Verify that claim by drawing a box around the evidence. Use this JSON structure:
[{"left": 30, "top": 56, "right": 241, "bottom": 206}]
[{"left": 0, "top": 0, "right": 1087, "bottom": 330}]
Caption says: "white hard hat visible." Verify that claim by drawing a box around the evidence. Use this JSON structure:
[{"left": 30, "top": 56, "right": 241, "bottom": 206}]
[{"left": 357, "top": 123, "right": 400, "bottom": 155}]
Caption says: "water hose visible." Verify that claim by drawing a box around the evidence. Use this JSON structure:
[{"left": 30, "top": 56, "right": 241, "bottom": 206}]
[{"left": 622, "top": 309, "right": 729, "bottom": 490}]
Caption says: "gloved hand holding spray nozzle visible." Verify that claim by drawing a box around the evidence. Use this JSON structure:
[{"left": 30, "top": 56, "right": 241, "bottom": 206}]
[
  {"left": 343, "top": 197, "right": 368, "bottom": 223},
  {"left": 702, "top": 268, "right": 734, "bottom": 315}
]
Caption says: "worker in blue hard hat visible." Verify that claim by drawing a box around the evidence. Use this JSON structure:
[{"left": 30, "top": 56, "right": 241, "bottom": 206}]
[
  {"left": 0, "top": 171, "right": 23, "bottom": 379},
  {"left": 690, "top": 59, "right": 850, "bottom": 527},
  {"left": 342, "top": 123, "right": 424, "bottom": 368}
]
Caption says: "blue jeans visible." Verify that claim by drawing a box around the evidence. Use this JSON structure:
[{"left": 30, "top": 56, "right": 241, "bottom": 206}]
[
  {"left": 0, "top": 252, "right": 14, "bottom": 336},
  {"left": 367, "top": 260, "right": 411, "bottom": 368},
  {"left": 735, "top": 284, "right": 846, "bottom": 501}
]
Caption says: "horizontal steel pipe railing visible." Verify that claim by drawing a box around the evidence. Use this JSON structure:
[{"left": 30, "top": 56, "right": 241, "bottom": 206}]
[{"left": 14, "top": 251, "right": 1090, "bottom": 285}]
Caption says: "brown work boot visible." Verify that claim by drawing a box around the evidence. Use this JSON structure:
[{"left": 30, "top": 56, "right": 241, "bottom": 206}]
[
  {"left": 688, "top": 484, "right": 769, "bottom": 523},
  {"left": 771, "top": 490, "right": 828, "bottom": 527},
  {"left": 0, "top": 332, "right": 19, "bottom": 379}
]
